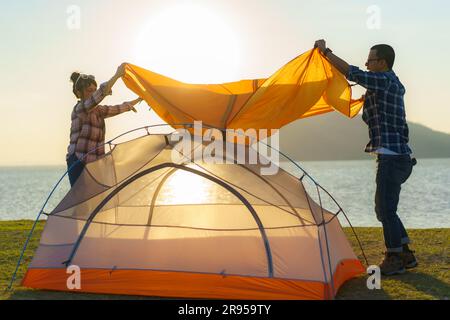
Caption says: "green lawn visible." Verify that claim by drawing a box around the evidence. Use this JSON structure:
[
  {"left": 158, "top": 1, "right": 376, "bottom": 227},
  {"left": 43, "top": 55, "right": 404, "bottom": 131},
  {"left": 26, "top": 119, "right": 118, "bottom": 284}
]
[{"left": 1, "top": 220, "right": 449, "bottom": 300}]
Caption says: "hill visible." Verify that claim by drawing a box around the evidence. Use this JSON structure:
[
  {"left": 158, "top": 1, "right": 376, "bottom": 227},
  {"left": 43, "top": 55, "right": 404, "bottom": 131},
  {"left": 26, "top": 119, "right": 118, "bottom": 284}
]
[{"left": 279, "top": 113, "right": 450, "bottom": 161}]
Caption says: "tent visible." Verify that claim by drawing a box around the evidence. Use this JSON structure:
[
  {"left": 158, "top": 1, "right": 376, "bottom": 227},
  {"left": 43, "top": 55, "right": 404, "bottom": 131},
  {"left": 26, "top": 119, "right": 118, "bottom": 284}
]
[
  {"left": 17, "top": 48, "right": 367, "bottom": 299},
  {"left": 21, "top": 127, "right": 365, "bottom": 300},
  {"left": 122, "top": 48, "right": 364, "bottom": 134}
]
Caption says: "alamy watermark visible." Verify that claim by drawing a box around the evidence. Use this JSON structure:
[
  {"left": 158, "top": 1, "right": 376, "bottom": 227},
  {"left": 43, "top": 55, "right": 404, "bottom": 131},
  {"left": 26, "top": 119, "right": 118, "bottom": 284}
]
[
  {"left": 66, "top": 265, "right": 81, "bottom": 290},
  {"left": 66, "top": 5, "right": 81, "bottom": 30},
  {"left": 170, "top": 121, "right": 280, "bottom": 176},
  {"left": 366, "top": 5, "right": 382, "bottom": 30},
  {"left": 367, "top": 265, "right": 381, "bottom": 290}
]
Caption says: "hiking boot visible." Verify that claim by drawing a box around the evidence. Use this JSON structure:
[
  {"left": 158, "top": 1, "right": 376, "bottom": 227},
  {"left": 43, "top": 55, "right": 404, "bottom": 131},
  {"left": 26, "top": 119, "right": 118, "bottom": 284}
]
[
  {"left": 379, "top": 252, "right": 406, "bottom": 276},
  {"left": 401, "top": 249, "right": 418, "bottom": 269}
]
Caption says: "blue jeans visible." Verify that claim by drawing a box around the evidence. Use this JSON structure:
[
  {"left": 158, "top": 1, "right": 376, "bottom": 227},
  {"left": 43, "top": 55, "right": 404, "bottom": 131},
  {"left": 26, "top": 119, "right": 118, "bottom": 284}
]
[
  {"left": 66, "top": 153, "right": 85, "bottom": 187},
  {"left": 375, "top": 154, "right": 415, "bottom": 253}
]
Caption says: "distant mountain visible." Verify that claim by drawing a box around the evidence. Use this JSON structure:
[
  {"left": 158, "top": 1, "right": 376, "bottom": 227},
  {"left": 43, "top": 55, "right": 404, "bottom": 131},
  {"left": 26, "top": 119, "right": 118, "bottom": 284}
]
[{"left": 278, "top": 113, "right": 450, "bottom": 161}]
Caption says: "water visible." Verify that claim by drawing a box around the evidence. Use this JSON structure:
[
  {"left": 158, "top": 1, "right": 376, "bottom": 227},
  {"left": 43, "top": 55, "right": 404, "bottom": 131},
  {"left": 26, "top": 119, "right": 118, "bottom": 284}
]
[
  {"left": 0, "top": 166, "right": 70, "bottom": 221},
  {"left": 283, "top": 158, "right": 450, "bottom": 229},
  {"left": 0, "top": 159, "right": 449, "bottom": 228}
]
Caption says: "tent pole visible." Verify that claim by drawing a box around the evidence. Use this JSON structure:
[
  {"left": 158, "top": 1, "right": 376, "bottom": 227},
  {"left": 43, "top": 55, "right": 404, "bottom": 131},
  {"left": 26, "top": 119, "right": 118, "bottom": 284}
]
[
  {"left": 6, "top": 162, "right": 76, "bottom": 291},
  {"left": 316, "top": 184, "right": 336, "bottom": 299},
  {"left": 6, "top": 212, "right": 43, "bottom": 291},
  {"left": 7, "top": 123, "right": 195, "bottom": 291},
  {"left": 260, "top": 140, "right": 369, "bottom": 266},
  {"left": 63, "top": 163, "right": 274, "bottom": 278},
  {"left": 7, "top": 123, "right": 199, "bottom": 289}
]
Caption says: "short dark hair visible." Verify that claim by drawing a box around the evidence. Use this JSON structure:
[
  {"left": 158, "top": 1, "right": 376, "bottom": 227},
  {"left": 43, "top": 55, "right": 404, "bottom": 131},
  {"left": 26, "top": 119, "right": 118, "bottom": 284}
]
[
  {"left": 371, "top": 44, "right": 395, "bottom": 70},
  {"left": 70, "top": 72, "right": 97, "bottom": 99}
]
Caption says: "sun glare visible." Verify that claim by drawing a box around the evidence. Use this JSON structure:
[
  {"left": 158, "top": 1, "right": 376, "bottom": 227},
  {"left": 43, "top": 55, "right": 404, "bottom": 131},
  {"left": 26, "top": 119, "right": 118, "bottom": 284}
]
[
  {"left": 134, "top": 4, "right": 240, "bottom": 84},
  {"left": 162, "top": 169, "right": 210, "bottom": 205}
]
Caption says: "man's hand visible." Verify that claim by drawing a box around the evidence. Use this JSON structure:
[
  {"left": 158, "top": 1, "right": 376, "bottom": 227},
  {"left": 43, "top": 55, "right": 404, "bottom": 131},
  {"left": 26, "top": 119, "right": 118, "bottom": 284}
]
[
  {"left": 313, "top": 40, "right": 350, "bottom": 76},
  {"left": 314, "top": 39, "right": 327, "bottom": 53}
]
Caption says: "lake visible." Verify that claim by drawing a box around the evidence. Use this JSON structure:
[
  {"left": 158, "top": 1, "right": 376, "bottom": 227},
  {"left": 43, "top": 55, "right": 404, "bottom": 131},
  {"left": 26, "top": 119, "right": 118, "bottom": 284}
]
[{"left": 0, "top": 159, "right": 449, "bottom": 228}]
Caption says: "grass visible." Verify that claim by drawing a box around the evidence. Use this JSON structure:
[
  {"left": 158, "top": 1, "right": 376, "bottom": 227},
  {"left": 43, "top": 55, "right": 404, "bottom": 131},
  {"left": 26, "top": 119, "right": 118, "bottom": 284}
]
[{"left": 0, "top": 220, "right": 448, "bottom": 300}]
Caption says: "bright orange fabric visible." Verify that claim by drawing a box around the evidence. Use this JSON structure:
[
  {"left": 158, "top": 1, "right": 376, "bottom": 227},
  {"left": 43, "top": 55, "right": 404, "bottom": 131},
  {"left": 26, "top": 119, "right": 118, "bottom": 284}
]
[
  {"left": 122, "top": 48, "right": 363, "bottom": 134},
  {"left": 22, "top": 259, "right": 364, "bottom": 300}
]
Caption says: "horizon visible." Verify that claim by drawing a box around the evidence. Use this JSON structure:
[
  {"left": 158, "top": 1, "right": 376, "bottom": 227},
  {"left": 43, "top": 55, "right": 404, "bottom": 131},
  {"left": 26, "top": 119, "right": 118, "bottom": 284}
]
[
  {"left": 1, "top": 157, "right": 450, "bottom": 168},
  {"left": 1, "top": 115, "right": 449, "bottom": 166},
  {"left": 1, "top": 0, "right": 450, "bottom": 166}
]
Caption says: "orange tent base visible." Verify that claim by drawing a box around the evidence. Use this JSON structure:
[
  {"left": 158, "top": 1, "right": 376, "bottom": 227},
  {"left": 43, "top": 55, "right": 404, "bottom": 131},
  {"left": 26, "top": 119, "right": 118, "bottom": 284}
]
[{"left": 22, "top": 259, "right": 364, "bottom": 300}]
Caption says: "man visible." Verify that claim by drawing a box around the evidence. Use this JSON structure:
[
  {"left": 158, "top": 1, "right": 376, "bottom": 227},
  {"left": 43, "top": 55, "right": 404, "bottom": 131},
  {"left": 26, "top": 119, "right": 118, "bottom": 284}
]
[{"left": 314, "top": 40, "right": 417, "bottom": 275}]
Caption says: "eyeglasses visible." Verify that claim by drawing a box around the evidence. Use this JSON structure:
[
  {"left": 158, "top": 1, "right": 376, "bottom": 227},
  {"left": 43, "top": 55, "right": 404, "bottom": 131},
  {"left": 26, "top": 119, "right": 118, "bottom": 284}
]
[
  {"left": 74, "top": 74, "right": 95, "bottom": 87},
  {"left": 366, "top": 58, "right": 381, "bottom": 64}
]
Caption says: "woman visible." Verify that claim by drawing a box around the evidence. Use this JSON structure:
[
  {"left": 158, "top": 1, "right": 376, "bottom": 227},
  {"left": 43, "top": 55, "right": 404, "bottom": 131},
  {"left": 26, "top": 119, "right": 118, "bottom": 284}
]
[{"left": 66, "top": 63, "right": 142, "bottom": 186}]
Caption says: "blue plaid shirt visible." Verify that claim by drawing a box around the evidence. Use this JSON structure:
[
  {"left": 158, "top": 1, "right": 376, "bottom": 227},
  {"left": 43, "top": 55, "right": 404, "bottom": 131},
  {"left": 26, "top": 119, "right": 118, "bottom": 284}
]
[{"left": 346, "top": 65, "right": 412, "bottom": 155}]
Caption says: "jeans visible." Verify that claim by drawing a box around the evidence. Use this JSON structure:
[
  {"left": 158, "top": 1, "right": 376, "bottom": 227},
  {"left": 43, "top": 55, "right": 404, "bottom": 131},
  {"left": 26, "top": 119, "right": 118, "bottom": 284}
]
[
  {"left": 66, "top": 153, "right": 85, "bottom": 187},
  {"left": 375, "top": 154, "right": 415, "bottom": 252}
]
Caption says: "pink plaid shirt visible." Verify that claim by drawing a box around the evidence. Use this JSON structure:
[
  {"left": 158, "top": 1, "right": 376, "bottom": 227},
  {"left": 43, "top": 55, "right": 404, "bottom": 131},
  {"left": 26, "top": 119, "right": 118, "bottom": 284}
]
[{"left": 66, "top": 82, "right": 132, "bottom": 163}]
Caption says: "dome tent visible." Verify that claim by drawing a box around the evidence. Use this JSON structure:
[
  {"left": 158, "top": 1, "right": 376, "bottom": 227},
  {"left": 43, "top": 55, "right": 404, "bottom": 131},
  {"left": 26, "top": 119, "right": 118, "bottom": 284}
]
[{"left": 19, "top": 124, "right": 365, "bottom": 300}]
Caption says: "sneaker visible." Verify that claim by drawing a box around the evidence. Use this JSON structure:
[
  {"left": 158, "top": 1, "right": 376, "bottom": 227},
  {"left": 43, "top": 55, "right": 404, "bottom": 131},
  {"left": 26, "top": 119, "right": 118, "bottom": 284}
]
[
  {"left": 401, "top": 249, "right": 418, "bottom": 269},
  {"left": 379, "top": 252, "right": 406, "bottom": 276}
]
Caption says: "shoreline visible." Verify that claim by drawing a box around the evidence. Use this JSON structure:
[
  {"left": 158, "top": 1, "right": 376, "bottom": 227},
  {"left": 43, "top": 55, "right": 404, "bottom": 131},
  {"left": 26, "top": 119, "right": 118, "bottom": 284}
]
[{"left": 1, "top": 157, "right": 450, "bottom": 168}]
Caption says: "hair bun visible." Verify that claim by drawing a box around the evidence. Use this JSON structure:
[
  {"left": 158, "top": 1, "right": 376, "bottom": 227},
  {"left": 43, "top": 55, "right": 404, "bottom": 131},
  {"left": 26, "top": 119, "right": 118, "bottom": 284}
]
[{"left": 70, "top": 72, "right": 80, "bottom": 83}]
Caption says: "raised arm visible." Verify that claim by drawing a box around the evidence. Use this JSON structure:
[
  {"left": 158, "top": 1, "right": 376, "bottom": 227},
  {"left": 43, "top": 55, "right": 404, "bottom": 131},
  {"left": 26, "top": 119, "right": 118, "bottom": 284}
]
[
  {"left": 314, "top": 39, "right": 350, "bottom": 75},
  {"left": 314, "top": 40, "right": 388, "bottom": 91},
  {"left": 102, "top": 63, "right": 127, "bottom": 95},
  {"left": 98, "top": 98, "right": 142, "bottom": 119},
  {"left": 346, "top": 66, "right": 389, "bottom": 91},
  {"left": 74, "top": 63, "right": 128, "bottom": 114}
]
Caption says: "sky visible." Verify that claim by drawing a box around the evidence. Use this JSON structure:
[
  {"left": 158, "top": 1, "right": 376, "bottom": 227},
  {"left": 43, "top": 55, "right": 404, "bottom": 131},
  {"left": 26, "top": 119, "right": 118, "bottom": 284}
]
[{"left": 1, "top": 0, "right": 449, "bottom": 165}]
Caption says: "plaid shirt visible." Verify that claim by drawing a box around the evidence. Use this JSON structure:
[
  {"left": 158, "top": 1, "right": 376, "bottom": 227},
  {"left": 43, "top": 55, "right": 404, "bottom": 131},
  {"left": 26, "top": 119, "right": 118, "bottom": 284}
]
[
  {"left": 67, "top": 82, "right": 132, "bottom": 163},
  {"left": 346, "top": 65, "right": 412, "bottom": 155}
]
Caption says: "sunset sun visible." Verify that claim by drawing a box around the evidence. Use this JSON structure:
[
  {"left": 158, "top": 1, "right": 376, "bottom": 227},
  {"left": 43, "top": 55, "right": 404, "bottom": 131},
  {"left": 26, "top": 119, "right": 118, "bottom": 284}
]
[{"left": 134, "top": 4, "right": 240, "bottom": 84}]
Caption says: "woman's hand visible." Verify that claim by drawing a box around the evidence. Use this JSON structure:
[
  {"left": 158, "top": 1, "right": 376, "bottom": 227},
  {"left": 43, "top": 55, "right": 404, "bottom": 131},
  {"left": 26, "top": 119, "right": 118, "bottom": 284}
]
[
  {"left": 130, "top": 97, "right": 143, "bottom": 106},
  {"left": 115, "top": 63, "right": 128, "bottom": 78},
  {"left": 104, "top": 63, "right": 129, "bottom": 94},
  {"left": 127, "top": 97, "right": 143, "bottom": 113}
]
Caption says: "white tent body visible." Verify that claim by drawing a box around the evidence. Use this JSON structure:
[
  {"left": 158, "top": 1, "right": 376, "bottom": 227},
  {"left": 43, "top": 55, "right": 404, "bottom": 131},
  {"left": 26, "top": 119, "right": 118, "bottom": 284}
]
[{"left": 22, "top": 131, "right": 364, "bottom": 299}]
